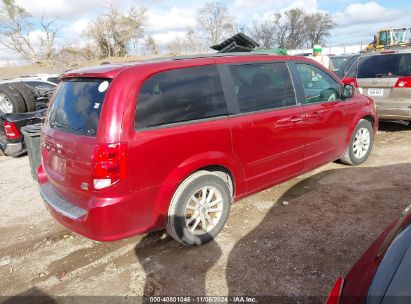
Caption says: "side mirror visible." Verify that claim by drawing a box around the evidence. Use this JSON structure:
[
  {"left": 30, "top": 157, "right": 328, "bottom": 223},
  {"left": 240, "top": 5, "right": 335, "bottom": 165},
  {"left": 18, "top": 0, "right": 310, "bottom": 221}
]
[{"left": 342, "top": 84, "right": 354, "bottom": 99}]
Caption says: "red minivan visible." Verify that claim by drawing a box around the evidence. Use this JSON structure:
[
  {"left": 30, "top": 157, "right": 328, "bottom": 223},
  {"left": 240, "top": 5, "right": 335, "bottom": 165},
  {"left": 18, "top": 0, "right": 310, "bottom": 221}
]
[{"left": 38, "top": 53, "right": 378, "bottom": 246}]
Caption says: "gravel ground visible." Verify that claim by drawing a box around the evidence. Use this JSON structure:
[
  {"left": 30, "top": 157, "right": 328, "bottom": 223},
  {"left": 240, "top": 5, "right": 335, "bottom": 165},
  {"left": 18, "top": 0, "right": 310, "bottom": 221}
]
[{"left": 0, "top": 121, "right": 410, "bottom": 303}]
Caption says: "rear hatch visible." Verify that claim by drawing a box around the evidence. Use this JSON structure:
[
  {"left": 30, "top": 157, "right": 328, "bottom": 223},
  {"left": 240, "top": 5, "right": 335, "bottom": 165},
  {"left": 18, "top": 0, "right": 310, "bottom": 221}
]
[
  {"left": 42, "top": 78, "right": 111, "bottom": 210},
  {"left": 356, "top": 53, "right": 411, "bottom": 107}
]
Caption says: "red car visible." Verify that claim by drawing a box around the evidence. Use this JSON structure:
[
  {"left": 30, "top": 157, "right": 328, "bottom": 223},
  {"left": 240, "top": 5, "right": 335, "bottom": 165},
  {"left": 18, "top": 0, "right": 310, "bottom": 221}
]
[
  {"left": 38, "top": 53, "right": 378, "bottom": 246},
  {"left": 325, "top": 204, "right": 411, "bottom": 304}
]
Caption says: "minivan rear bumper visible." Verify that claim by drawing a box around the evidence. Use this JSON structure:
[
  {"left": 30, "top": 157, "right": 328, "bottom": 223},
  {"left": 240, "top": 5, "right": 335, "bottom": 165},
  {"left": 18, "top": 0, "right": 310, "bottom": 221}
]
[{"left": 39, "top": 181, "right": 165, "bottom": 242}]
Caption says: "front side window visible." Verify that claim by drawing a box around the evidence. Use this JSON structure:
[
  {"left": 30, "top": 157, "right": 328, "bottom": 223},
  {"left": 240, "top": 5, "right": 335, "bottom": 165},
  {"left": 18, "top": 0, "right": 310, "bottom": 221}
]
[
  {"left": 135, "top": 65, "right": 227, "bottom": 129},
  {"left": 379, "top": 31, "right": 391, "bottom": 46},
  {"left": 296, "top": 64, "right": 341, "bottom": 104},
  {"left": 228, "top": 62, "right": 296, "bottom": 113}
]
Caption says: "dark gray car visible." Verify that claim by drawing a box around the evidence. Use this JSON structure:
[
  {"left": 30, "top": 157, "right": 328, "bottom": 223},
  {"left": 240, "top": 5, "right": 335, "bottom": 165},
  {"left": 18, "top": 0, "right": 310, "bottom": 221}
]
[{"left": 330, "top": 54, "right": 360, "bottom": 79}]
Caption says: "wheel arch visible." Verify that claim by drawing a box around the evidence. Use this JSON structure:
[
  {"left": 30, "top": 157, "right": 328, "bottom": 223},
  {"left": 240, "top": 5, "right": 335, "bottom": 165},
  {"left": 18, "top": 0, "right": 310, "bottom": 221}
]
[
  {"left": 362, "top": 114, "right": 375, "bottom": 125},
  {"left": 346, "top": 111, "right": 377, "bottom": 145},
  {"left": 152, "top": 151, "right": 246, "bottom": 224},
  {"left": 196, "top": 165, "right": 234, "bottom": 196}
]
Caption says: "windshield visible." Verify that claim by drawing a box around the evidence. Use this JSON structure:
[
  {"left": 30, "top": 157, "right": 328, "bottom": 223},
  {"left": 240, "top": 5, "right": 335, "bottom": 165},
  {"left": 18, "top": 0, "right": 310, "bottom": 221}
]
[
  {"left": 48, "top": 78, "right": 111, "bottom": 136},
  {"left": 407, "top": 28, "right": 411, "bottom": 43},
  {"left": 392, "top": 28, "right": 406, "bottom": 43},
  {"left": 357, "top": 53, "right": 411, "bottom": 78},
  {"left": 330, "top": 57, "right": 349, "bottom": 72}
]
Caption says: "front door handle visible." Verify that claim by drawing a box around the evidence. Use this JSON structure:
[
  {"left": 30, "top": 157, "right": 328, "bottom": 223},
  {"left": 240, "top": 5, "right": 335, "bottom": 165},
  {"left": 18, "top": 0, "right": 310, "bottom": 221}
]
[{"left": 308, "top": 112, "right": 320, "bottom": 118}]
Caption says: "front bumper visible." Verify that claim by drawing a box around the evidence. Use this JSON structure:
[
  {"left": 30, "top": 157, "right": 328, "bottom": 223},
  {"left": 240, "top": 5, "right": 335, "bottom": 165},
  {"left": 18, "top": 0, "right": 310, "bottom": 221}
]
[{"left": 38, "top": 181, "right": 164, "bottom": 242}]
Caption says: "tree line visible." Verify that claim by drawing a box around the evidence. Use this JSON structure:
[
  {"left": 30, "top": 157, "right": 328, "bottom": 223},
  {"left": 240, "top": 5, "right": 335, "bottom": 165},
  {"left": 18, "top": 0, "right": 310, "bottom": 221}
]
[{"left": 0, "top": 0, "right": 335, "bottom": 65}]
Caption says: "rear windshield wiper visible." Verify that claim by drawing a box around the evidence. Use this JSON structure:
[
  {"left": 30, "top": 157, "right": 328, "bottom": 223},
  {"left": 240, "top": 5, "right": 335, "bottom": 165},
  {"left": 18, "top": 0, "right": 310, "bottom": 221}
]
[{"left": 50, "top": 122, "right": 82, "bottom": 131}]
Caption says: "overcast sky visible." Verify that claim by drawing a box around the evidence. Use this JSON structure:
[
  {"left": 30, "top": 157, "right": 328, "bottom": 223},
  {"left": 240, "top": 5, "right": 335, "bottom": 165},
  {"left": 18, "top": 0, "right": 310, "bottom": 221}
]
[{"left": 1, "top": 0, "right": 411, "bottom": 65}]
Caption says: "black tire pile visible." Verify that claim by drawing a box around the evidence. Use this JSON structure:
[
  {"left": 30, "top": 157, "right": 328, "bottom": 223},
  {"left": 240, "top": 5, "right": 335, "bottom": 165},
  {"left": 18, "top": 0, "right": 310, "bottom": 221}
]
[{"left": 0, "top": 83, "right": 37, "bottom": 114}]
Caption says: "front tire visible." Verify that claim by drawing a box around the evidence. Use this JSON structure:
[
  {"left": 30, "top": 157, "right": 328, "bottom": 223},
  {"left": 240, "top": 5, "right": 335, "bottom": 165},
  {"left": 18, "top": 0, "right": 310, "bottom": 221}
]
[
  {"left": 166, "top": 172, "right": 231, "bottom": 246},
  {"left": 340, "top": 119, "right": 374, "bottom": 165}
]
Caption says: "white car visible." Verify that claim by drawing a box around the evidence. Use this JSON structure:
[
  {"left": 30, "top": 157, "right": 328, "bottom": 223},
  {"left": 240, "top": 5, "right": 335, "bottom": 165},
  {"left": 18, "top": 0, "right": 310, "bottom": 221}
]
[{"left": 5, "top": 74, "right": 59, "bottom": 84}]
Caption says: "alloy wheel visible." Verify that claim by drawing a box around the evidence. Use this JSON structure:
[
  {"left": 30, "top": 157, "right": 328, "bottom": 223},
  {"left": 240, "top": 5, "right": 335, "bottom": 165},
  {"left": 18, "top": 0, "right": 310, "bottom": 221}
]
[
  {"left": 184, "top": 186, "right": 224, "bottom": 235},
  {"left": 353, "top": 127, "right": 371, "bottom": 159}
]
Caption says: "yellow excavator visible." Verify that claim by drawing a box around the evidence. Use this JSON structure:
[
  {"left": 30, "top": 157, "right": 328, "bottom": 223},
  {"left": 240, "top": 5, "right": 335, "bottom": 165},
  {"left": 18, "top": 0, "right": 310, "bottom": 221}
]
[{"left": 365, "top": 27, "right": 411, "bottom": 52}]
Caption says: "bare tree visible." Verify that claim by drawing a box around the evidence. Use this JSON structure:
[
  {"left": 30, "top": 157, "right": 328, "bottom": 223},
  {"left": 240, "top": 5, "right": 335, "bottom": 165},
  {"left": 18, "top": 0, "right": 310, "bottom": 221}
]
[
  {"left": 304, "top": 12, "right": 335, "bottom": 47},
  {"left": 167, "top": 35, "right": 183, "bottom": 56},
  {"left": 272, "top": 13, "right": 289, "bottom": 49},
  {"left": 144, "top": 35, "right": 158, "bottom": 55},
  {"left": 84, "top": 16, "right": 113, "bottom": 57},
  {"left": 183, "top": 27, "right": 198, "bottom": 53},
  {"left": 197, "top": 1, "right": 236, "bottom": 46},
  {"left": 59, "top": 45, "right": 98, "bottom": 65},
  {"left": 84, "top": 1, "right": 147, "bottom": 57},
  {"left": 0, "top": 0, "right": 61, "bottom": 64},
  {"left": 249, "top": 20, "right": 276, "bottom": 49},
  {"left": 284, "top": 8, "right": 306, "bottom": 49},
  {"left": 270, "top": 8, "right": 335, "bottom": 49},
  {"left": 39, "top": 17, "right": 60, "bottom": 61}
]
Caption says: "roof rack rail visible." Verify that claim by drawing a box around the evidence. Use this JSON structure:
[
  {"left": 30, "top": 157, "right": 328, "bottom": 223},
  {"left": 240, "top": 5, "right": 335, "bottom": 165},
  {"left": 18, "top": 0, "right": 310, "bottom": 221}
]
[{"left": 167, "top": 52, "right": 276, "bottom": 61}]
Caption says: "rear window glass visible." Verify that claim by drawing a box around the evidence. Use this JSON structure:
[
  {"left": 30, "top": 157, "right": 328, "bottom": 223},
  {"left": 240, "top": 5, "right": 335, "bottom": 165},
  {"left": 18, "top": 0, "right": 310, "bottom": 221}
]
[
  {"left": 135, "top": 65, "right": 227, "bottom": 129},
  {"left": 48, "top": 79, "right": 110, "bottom": 136},
  {"left": 46, "top": 77, "right": 59, "bottom": 84},
  {"left": 357, "top": 53, "right": 411, "bottom": 78}
]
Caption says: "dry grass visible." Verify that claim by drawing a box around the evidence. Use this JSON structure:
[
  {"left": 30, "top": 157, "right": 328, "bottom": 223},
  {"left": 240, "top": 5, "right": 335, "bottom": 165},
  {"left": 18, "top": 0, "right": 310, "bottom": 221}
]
[{"left": 0, "top": 55, "right": 158, "bottom": 80}]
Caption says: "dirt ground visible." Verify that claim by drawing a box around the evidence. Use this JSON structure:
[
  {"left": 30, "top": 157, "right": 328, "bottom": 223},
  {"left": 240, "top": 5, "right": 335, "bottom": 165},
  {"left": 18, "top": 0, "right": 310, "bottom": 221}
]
[{"left": 0, "top": 121, "right": 410, "bottom": 303}]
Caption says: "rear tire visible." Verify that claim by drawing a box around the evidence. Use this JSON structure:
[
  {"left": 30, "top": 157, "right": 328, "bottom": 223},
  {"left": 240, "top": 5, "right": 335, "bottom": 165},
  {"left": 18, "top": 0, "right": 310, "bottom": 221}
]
[
  {"left": 0, "top": 84, "right": 27, "bottom": 114},
  {"left": 340, "top": 119, "right": 374, "bottom": 165},
  {"left": 8, "top": 83, "right": 36, "bottom": 112},
  {"left": 166, "top": 171, "right": 231, "bottom": 246}
]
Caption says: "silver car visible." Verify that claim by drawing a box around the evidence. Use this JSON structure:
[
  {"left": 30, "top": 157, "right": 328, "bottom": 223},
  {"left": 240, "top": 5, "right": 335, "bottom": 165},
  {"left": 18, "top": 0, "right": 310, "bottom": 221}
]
[{"left": 346, "top": 49, "right": 411, "bottom": 121}]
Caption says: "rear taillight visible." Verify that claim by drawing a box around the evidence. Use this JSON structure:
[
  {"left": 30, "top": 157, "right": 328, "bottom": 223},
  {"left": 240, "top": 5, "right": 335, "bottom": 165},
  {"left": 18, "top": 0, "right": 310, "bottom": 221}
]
[
  {"left": 92, "top": 142, "right": 127, "bottom": 190},
  {"left": 394, "top": 77, "right": 411, "bottom": 88},
  {"left": 342, "top": 77, "right": 358, "bottom": 88},
  {"left": 325, "top": 276, "right": 344, "bottom": 304},
  {"left": 3, "top": 121, "right": 21, "bottom": 139}
]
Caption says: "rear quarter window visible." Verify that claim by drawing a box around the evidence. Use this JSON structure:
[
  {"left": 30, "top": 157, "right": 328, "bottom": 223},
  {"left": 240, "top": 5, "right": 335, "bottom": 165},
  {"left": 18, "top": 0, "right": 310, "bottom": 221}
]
[
  {"left": 135, "top": 65, "right": 227, "bottom": 129},
  {"left": 48, "top": 78, "right": 110, "bottom": 136}
]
